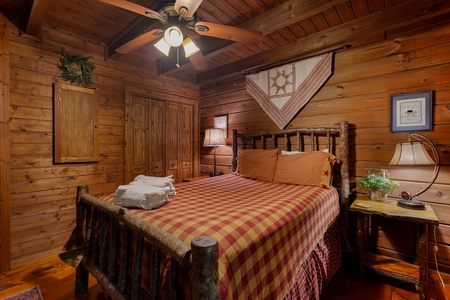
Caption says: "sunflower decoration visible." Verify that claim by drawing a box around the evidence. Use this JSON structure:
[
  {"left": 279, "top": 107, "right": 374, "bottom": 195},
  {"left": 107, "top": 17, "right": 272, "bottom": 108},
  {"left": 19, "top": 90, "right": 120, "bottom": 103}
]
[{"left": 57, "top": 50, "right": 95, "bottom": 87}]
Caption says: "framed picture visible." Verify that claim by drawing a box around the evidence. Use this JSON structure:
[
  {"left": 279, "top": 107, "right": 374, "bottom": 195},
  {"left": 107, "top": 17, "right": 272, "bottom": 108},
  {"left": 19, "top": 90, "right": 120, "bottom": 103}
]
[
  {"left": 390, "top": 91, "right": 433, "bottom": 132},
  {"left": 214, "top": 115, "right": 228, "bottom": 138}
]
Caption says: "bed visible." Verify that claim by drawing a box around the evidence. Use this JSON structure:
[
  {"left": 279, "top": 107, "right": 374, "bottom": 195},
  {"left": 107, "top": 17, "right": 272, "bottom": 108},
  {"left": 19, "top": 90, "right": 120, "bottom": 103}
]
[{"left": 70, "top": 121, "right": 350, "bottom": 300}]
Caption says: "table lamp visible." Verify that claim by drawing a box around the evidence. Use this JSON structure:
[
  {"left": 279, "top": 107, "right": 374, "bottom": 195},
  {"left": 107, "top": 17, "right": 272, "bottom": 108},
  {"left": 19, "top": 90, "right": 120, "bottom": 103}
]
[
  {"left": 389, "top": 133, "right": 440, "bottom": 210},
  {"left": 203, "top": 128, "right": 226, "bottom": 176}
]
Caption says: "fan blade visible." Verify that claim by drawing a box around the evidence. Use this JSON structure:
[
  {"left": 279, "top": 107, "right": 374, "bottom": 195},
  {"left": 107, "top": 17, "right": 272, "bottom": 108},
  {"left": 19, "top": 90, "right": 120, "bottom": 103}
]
[
  {"left": 116, "top": 29, "right": 164, "bottom": 54},
  {"left": 97, "top": 0, "right": 166, "bottom": 22},
  {"left": 174, "top": 0, "right": 203, "bottom": 18},
  {"left": 195, "top": 22, "right": 263, "bottom": 45},
  {"left": 188, "top": 50, "right": 208, "bottom": 70}
]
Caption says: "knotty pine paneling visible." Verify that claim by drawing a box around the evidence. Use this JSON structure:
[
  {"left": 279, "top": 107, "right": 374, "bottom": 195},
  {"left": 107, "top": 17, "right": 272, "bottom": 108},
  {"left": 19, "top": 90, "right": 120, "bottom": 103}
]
[
  {"left": 0, "top": 14, "right": 11, "bottom": 271},
  {"left": 4, "top": 21, "right": 199, "bottom": 270},
  {"left": 199, "top": 22, "right": 450, "bottom": 272}
]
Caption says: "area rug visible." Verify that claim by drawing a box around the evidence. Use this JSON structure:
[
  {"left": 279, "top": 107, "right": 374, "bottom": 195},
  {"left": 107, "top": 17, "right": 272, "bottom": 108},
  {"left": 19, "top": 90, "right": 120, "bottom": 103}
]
[{"left": 3, "top": 286, "right": 43, "bottom": 300}]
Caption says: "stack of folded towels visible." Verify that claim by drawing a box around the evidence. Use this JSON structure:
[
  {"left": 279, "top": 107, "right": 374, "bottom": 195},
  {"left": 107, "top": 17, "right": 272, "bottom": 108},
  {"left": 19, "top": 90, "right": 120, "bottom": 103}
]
[{"left": 113, "top": 175, "right": 176, "bottom": 210}]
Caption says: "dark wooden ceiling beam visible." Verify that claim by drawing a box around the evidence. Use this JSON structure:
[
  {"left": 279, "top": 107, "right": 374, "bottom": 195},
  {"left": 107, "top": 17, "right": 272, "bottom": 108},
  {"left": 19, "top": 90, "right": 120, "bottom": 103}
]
[
  {"left": 26, "top": 0, "right": 50, "bottom": 38},
  {"left": 196, "top": 0, "right": 450, "bottom": 84},
  {"left": 105, "top": 1, "right": 160, "bottom": 60},
  {"left": 157, "top": 0, "right": 350, "bottom": 74},
  {"left": 106, "top": 17, "right": 159, "bottom": 59}
]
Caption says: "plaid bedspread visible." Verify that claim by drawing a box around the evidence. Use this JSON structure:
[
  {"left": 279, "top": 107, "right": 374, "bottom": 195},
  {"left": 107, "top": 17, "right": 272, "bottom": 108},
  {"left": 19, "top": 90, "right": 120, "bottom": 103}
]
[{"left": 101, "top": 174, "right": 340, "bottom": 299}]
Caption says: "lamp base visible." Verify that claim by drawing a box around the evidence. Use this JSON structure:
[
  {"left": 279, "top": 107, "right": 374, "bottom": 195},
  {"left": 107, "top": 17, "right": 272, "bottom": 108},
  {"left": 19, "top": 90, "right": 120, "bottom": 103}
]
[{"left": 397, "top": 199, "right": 425, "bottom": 210}]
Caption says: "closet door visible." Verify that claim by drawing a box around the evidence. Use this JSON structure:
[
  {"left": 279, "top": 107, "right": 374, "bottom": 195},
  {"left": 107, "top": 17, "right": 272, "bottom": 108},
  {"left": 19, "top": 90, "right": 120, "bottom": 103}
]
[
  {"left": 148, "top": 99, "right": 165, "bottom": 177},
  {"left": 178, "top": 103, "right": 193, "bottom": 180},
  {"left": 164, "top": 102, "right": 194, "bottom": 182},
  {"left": 126, "top": 95, "right": 194, "bottom": 184},
  {"left": 129, "top": 96, "right": 149, "bottom": 180},
  {"left": 165, "top": 102, "right": 179, "bottom": 181}
]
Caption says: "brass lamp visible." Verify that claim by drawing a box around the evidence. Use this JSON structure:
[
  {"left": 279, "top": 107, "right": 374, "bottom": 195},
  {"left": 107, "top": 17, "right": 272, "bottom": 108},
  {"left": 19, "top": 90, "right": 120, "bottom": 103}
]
[
  {"left": 389, "top": 133, "right": 440, "bottom": 210},
  {"left": 204, "top": 128, "right": 226, "bottom": 176}
]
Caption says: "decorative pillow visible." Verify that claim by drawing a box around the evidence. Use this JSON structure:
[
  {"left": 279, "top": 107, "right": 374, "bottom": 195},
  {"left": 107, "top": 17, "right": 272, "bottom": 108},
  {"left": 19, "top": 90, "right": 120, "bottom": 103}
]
[
  {"left": 273, "top": 151, "right": 336, "bottom": 188},
  {"left": 236, "top": 148, "right": 279, "bottom": 181}
]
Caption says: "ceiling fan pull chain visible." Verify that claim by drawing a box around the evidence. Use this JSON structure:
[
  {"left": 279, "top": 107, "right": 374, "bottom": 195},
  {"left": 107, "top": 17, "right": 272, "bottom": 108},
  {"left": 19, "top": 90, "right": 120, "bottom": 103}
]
[{"left": 176, "top": 47, "right": 180, "bottom": 68}]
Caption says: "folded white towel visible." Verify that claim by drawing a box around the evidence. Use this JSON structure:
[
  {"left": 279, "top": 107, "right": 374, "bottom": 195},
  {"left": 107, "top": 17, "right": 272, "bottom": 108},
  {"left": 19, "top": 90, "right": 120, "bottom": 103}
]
[
  {"left": 131, "top": 175, "right": 176, "bottom": 196},
  {"left": 113, "top": 184, "right": 168, "bottom": 210},
  {"left": 132, "top": 175, "right": 174, "bottom": 187}
]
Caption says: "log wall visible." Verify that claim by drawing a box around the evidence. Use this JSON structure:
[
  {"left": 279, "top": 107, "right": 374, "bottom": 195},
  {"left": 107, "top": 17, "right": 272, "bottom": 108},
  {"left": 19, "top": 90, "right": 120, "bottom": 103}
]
[
  {"left": 2, "top": 18, "right": 199, "bottom": 270},
  {"left": 199, "top": 22, "right": 450, "bottom": 272},
  {"left": 0, "top": 14, "right": 11, "bottom": 271}
]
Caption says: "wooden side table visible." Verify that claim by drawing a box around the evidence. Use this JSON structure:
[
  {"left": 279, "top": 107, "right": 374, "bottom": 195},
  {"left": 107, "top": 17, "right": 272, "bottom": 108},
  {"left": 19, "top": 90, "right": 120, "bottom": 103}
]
[{"left": 350, "top": 197, "right": 439, "bottom": 300}]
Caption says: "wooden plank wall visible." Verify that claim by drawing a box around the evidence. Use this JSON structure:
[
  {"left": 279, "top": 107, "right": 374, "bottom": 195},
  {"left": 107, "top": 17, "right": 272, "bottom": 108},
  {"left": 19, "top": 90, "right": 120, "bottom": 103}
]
[
  {"left": 199, "top": 22, "right": 450, "bottom": 272},
  {"left": 4, "top": 19, "right": 199, "bottom": 269},
  {"left": 0, "top": 14, "right": 11, "bottom": 271}
]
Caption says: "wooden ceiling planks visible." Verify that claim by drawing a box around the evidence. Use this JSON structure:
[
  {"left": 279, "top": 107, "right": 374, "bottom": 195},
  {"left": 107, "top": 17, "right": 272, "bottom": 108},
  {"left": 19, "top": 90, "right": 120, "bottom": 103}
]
[{"left": 2, "top": 0, "right": 448, "bottom": 81}]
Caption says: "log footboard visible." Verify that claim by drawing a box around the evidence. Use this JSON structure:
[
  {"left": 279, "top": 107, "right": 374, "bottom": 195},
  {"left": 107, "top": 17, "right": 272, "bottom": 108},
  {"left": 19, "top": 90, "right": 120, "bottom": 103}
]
[{"left": 75, "top": 185, "right": 219, "bottom": 299}]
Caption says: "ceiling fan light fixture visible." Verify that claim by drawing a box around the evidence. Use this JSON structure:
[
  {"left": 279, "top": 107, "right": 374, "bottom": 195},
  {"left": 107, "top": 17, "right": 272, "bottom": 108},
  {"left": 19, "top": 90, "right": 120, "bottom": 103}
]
[
  {"left": 164, "top": 26, "right": 183, "bottom": 47},
  {"left": 154, "top": 37, "right": 171, "bottom": 56},
  {"left": 183, "top": 37, "right": 200, "bottom": 57},
  {"left": 174, "top": 0, "right": 203, "bottom": 18}
]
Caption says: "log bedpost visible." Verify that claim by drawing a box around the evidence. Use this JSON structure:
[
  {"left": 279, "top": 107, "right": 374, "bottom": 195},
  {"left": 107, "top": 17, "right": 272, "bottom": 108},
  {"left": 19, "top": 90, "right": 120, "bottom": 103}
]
[
  {"left": 232, "top": 129, "right": 238, "bottom": 172},
  {"left": 75, "top": 185, "right": 89, "bottom": 294},
  {"left": 339, "top": 120, "right": 350, "bottom": 233},
  {"left": 191, "top": 236, "right": 219, "bottom": 300}
]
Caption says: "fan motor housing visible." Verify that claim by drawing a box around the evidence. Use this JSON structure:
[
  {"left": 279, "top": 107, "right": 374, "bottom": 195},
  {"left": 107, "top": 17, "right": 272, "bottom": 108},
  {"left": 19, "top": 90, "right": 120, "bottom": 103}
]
[{"left": 157, "top": 0, "right": 197, "bottom": 28}]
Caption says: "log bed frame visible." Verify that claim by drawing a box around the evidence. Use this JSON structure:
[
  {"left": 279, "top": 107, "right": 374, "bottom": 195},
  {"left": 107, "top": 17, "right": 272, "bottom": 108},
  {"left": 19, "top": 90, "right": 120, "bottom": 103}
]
[{"left": 74, "top": 121, "right": 349, "bottom": 299}]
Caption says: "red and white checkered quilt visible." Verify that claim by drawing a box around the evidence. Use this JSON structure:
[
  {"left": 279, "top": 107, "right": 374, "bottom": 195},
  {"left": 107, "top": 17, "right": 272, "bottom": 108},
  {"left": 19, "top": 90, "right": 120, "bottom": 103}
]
[{"left": 102, "top": 174, "right": 340, "bottom": 299}]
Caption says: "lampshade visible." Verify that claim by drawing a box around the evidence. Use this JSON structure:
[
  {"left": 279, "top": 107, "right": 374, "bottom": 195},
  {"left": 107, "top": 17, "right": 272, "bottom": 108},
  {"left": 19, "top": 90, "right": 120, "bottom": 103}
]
[
  {"left": 164, "top": 26, "right": 183, "bottom": 47},
  {"left": 204, "top": 128, "right": 226, "bottom": 146},
  {"left": 388, "top": 133, "right": 440, "bottom": 209},
  {"left": 183, "top": 37, "right": 200, "bottom": 57},
  {"left": 154, "top": 38, "right": 171, "bottom": 56},
  {"left": 389, "top": 142, "right": 436, "bottom": 166}
]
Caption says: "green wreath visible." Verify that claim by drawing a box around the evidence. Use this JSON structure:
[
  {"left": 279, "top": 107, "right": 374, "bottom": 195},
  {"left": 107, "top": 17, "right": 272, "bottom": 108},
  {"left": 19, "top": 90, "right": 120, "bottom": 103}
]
[{"left": 57, "top": 50, "right": 95, "bottom": 87}]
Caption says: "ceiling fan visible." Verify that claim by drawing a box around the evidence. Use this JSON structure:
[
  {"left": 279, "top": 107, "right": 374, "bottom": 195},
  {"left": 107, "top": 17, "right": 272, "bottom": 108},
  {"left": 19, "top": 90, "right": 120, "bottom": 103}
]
[{"left": 98, "top": 0, "right": 264, "bottom": 70}]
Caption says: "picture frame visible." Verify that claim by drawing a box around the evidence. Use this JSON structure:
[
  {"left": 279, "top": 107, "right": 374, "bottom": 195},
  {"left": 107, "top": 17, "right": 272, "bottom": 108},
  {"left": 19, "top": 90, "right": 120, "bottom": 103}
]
[
  {"left": 214, "top": 115, "right": 228, "bottom": 138},
  {"left": 390, "top": 91, "right": 433, "bottom": 132}
]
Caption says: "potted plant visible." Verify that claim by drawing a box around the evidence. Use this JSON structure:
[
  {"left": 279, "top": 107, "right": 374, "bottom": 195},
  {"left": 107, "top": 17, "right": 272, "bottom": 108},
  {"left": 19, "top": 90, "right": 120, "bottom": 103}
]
[{"left": 357, "top": 173, "right": 400, "bottom": 200}]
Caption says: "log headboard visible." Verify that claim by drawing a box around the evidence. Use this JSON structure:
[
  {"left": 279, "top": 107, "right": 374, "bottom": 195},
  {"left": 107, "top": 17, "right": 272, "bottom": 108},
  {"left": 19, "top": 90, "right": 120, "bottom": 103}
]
[{"left": 231, "top": 120, "right": 350, "bottom": 229}]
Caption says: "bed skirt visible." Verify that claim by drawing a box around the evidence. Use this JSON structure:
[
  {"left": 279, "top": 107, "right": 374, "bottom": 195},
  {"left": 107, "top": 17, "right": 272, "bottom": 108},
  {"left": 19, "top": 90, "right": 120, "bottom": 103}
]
[{"left": 282, "top": 217, "right": 348, "bottom": 300}]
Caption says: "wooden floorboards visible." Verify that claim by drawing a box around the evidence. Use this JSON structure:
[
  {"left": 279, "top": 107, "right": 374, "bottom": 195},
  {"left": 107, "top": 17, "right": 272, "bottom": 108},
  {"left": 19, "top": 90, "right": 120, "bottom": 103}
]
[
  {"left": 0, "top": 255, "right": 106, "bottom": 300},
  {"left": 0, "top": 255, "right": 449, "bottom": 299},
  {"left": 322, "top": 266, "right": 450, "bottom": 300}
]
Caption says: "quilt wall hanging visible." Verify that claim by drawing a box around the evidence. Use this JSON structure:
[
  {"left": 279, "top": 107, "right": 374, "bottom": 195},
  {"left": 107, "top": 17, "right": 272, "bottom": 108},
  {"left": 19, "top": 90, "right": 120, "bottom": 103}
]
[{"left": 246, "top": 52, "right": 334, "bottom": 129}]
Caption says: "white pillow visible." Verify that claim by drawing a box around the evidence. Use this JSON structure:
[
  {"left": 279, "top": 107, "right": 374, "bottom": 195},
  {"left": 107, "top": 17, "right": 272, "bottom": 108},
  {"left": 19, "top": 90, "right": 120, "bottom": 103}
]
[
  {"left": 281, "top": 148, "right": 329, "bottom": 155},
  {"left": 281, "top": 150, "right": 301, "bottom": 155}
]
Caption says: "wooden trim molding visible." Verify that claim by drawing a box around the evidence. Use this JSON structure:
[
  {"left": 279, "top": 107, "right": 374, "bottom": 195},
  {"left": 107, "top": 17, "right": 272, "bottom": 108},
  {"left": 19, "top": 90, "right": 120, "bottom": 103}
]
[{"left": 0, "top": 15, "right": 11, "bottom": 272}]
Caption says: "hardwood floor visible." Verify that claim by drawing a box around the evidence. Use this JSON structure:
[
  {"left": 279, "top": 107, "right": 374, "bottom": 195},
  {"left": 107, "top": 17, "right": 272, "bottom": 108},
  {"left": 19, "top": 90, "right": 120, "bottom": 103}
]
[
  {"left": 322, "top": 265, "right": 450, "bottom": 300},
  {"left": 0, "top": 256, "right": 106, "bottom": 300},
  {"left": 0, "top": 255, "right": 449, "bottom": 299}
]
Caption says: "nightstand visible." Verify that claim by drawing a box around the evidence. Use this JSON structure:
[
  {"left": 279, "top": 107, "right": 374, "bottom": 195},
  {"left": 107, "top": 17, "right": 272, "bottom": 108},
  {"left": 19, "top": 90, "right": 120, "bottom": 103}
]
[
  {"left": 182, "top": 175, "right": 210, "bottom": 182},
  {"left": 350, "top": 197, "right": 439, "bottom": 300}
]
